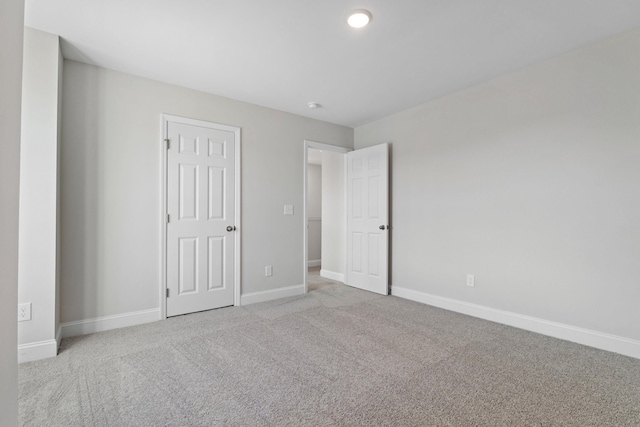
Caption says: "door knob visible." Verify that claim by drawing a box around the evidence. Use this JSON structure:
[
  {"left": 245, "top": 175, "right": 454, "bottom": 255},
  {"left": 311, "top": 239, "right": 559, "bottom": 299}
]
[
  {"left": 379, "top": 225, "right": 387, "bottom": 230},
  {"left": 226, "top": 226, "right": 236, "bottom": 232}
]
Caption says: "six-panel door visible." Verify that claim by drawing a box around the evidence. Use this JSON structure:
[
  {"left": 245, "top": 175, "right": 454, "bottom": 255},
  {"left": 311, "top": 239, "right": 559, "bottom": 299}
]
[
  {"left": 346, "top": 143, "right": 389, "bottom": 295},
  {"left": 166, "top": 121, "right": 235, "bottom": 316}
]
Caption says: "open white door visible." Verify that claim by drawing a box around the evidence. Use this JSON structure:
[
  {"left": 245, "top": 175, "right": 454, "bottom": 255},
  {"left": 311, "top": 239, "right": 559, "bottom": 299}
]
[{"left": 346, "top": 143, "right": 389, "bottom": 295}]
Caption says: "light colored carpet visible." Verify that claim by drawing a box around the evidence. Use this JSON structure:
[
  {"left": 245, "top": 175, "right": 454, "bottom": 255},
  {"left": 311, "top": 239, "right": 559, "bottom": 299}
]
[{"left": 19, "top": 271, "right": 640, "bottom": 426}]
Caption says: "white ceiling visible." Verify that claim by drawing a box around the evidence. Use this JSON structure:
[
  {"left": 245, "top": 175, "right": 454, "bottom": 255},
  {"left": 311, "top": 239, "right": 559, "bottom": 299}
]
[{"left": 25, "top": 0, "right": 640, "bottom": 127}]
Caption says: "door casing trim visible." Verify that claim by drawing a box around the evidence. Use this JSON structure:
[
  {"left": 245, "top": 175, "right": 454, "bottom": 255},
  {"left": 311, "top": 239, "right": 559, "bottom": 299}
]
[{"left": 161, "top": 114, "right": 241, "bottom": 319}]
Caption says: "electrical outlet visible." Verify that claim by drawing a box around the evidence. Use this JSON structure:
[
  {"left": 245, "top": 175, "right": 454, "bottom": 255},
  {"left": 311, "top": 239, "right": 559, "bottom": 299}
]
[
  {"left": 265, "top": 266, "right": 273, "bottom": 277},
  {"left": 283, "top": 204, "right": 294, "bottom": 215},
  {"left": 18, "top": 303, "right": 32, "bottom": 322},
  {"left": 467, "top": 274, "right": 475, "bottom": 288}
]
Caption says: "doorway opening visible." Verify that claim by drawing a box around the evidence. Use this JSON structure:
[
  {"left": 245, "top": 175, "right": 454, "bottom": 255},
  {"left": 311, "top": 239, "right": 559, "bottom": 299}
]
[
  {"left": 303, "top": 140, "right": 390, "bottom": 296},
  {"left": 303, "top": 141, "right": 350, "bottom": 293}
]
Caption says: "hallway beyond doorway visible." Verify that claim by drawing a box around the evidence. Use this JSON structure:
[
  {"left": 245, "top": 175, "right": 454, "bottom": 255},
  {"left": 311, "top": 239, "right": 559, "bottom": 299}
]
[{"left": 308, "top": 266, "right": 343, "bottom": 292}]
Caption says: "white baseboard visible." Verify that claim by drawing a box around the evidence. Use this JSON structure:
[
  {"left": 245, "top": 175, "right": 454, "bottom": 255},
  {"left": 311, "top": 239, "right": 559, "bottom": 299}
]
[
  {"left": 18, "top": 339, "right": 58, "bottom": 364},
  {"left": 308, "top": 260, "right": 321, "bottom": 268},
  {"left": 240, "top": 284, "right": 305, "bottom": 305},
  {"left": 392, "top": 286, "right": 640, "bottom": 360},
  {"left": 320, "top": 269, "right": 345, "bottom": 283},
  {"left": 61, "top": 308, "right": 161, "bottom": 338},
  {"left": 18, "top": 325, "right": 65, "bottom": 363}
]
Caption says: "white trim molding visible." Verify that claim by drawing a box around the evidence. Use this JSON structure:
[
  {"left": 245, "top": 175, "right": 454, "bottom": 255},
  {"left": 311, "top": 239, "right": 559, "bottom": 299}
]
[
  {"left": 392, "top": 286, "right": 640, "bottom": 360},
  {"left": 17, "top": 325, "right": 64, "bottom": 363},
  {"left": 18, "top": 339, "right": 58, "bottom": 364},
  {"left": 320, "top": 269, "right": 345, "bottom": 283},
  {"left": 61, "top": 308, "right": 161, "bottom": 338},
  {"left": 240, "top": 284, "right": 305, "bottom": 306},
  {"left": 308, "top": 260, "right": 321, "bottom": 268}
]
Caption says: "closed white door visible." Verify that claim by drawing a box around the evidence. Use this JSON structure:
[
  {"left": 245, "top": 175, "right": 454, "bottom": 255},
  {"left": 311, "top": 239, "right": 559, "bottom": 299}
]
[
  {"left": 166, "top": 120, "right": 237, "bottom": 317},
  {"left": 346, "top": 143, "right": 389, "bottom": 295}
]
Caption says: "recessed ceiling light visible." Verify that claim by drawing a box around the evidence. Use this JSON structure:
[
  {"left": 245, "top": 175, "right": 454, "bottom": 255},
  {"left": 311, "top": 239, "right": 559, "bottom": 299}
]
[
  {"left": 308, "top": 102, "right": 322, "bottom": 109},
  {"left": 347, "top": 9, "right": 372, "bottom": 28}
]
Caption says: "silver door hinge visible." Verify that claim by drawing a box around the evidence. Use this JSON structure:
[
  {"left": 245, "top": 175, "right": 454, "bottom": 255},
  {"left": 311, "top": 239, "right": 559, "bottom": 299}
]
[
  {"left": 166, "top": 288, "right": 170, "bottom": 298},
  {"left": 164, "top": 138, "right": 170, "bottom": 149},
  {"left": 167, "top": 214, "right": 170, "bottom": 223}
]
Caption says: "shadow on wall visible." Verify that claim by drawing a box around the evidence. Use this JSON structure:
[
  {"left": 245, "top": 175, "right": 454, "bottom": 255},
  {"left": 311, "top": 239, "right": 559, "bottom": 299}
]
[{"left": 61, "top": 66, "right": 101, "bottom": 322}]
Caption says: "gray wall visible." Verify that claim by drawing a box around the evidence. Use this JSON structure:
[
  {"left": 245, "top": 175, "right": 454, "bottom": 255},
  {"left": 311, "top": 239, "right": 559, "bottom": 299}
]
[
  {"left": 61, "top": 60, "right": 353, "bottom": 322},
  {"left": 355, "top": 28, "right": 640, "bottom": 341},
  {"left": 18, "top": 27, "right": 62, "bottom": 353},
  {"left": 307, "top": 163, "right": 322, "bottom": 263},
  {"left": 321, "top": 151, "right": 346, "bottom": 276},
  {"left": 0, "top": 0, "right": 24, "bottom": 422}
]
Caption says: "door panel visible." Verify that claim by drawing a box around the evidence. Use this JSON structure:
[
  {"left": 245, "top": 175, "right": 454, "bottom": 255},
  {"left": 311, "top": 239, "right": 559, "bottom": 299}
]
[
  {"left": 208, "top": 167, "right": 225, "bottom": 219},
  {"left": 208, "top": 236, "right": 225, "bottom": 290},
  {"left": 179, "top": 164, "right": 198, "bottom": 220},
  {"left": 166, "top": 121, "right": 236, "bottom": 316},
  {"left": 346, "top": 143, "right": 389, "bottom": 295},
  {"left": 178, "top": 237, "right": 198, "bottom": 294}
]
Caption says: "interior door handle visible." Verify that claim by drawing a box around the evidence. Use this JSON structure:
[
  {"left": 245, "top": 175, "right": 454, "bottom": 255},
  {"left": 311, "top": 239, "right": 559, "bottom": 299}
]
[
  {"left": 226, "top": 226, "right": 236, "bottom": 232},
  {"left": 379, "top": 225, "right": 387, "bottom": 230}
]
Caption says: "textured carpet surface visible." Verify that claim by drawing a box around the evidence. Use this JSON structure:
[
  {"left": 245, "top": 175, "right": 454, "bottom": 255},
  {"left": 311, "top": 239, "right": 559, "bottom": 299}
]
[{"left": 19, "top": 271, "right": 640, "bottom": 426}]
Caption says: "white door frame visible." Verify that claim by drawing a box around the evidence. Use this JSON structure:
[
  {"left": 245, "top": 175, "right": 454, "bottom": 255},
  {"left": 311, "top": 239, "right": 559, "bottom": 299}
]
[
  {"left": 303, "top": 140, "right": 351, "bottom": 293},
  {"left": 160, "top": 114, "right": 241, "bottom": 319}
]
